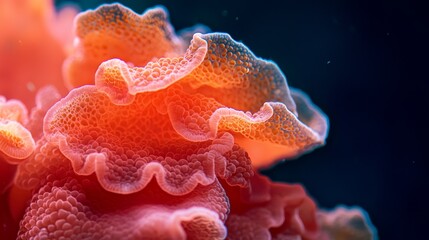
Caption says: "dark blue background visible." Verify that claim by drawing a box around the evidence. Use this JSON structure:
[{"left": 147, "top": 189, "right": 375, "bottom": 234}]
[{"left": 56, "top": 0, "right": 428, "bottom": 239}]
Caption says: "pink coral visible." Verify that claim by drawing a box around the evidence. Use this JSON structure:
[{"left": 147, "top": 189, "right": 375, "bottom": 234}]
[{"left": 0, "top": 2, "right": 376, "bottom": 240}]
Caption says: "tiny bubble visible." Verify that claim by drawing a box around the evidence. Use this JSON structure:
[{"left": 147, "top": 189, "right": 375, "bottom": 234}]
[
  {"left": 327, "top": 60, "right": 331, "bottom": 64},
  {"left": 27, "top": 82, "right": 35, "bottom": 92},
  {"left": 235, "top": 16, "right": 239, "bottom": 20},
  {"left": 386, "top": 32, "right": 390, "bottom": 36}
]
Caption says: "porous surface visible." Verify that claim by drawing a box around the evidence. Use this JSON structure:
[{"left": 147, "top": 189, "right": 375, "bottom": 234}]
[{"left": 64, "top": 4, "right": 187, "bottom": 88}]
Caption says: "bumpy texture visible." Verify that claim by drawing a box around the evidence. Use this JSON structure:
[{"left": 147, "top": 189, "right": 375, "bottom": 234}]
[
  {"left": 0, "top": 2, "right": 377, "bottom": 240},
  {"left": 93, "top": 33, "right": 328, "bottom": 167},
  {"left": 0, "top": 97, "right": 35, "bottom": 162},
  {"left": 64, "top": 4, "right": 187, "bottom": 88},
  {"left": 18, "top": 175, "right": 228, "bottom": 240}
]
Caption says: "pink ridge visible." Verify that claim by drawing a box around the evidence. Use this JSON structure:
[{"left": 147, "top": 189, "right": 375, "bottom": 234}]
[
  {"left": 42, "top": 86, "right": 253, "bottom": 194},
  {"left": 225, "top": 174, "right": 320, "bottom": 240},
  {"left": 93, "top": 33, "right": 328, "bottom": 168}
]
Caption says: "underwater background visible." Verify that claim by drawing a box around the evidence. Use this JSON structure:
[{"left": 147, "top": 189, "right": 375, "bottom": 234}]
[{"left": 55, "top": 0, "right": 427, "bottom": 239}]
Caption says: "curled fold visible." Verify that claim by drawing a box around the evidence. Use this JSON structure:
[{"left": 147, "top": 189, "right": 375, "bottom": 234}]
[
  {"left": 181, "top": 33, "right": 297, "bottom": 114},
  {"left": 166, "top": 88, "right": 327, "bottom": 167},
  {"left": 94, "top": 34, "right": 207, "bottom": 105},
  {"left": 94, "top": 33, "right": 328, "bottom": 167},
  {"left": 225, "top": 174, "right": 320, "bottom": 240},
  {"left": 65, "top": 4, "right": 328, "bottom": 169},
  {"left": 95, "top": 32, "right": 297, "bottom": 113},
  {"left": 0, "top": 120, "right": 35, "bottom": 161},
  {"left": 222, "top": 90, "right": 328, "bottom": 167},
  {"left": 64, "top": 4, "right": 189, "bottom": 88},
  {"left": 42, "top": 85, "right": 253, "bottom": 194},
  {"left": 0, "top": 97, "right": 35, "bottom": 163},
  {"left": 41, "top": 28, "right": 329, "bottom": 194}
]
